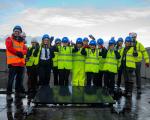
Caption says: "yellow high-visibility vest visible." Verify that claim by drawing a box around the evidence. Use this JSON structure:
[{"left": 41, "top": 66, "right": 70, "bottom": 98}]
[{"left": 85, "top": 49, "right": 99, "bottom": 73}]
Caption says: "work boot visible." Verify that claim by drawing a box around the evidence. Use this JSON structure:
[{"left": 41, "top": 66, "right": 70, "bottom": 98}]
[{"left": 6, "top": 95, "right": 13, "bottom": 101}]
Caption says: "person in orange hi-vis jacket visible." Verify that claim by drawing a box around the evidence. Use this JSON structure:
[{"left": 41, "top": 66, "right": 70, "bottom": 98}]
[{"left": 5, "top": 25, "right": 27, "bottom": 101}]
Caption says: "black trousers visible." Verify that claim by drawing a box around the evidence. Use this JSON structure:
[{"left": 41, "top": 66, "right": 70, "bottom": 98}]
[
  {"left": 86, "top": 72, "right": 99, "bottom": 87},
  {"left": 135, "top": 62, "right": 141, "bottom": 90},
  {"left": 98, "top": 71, "right": 104, "bottom": 87},
  {"left": 39, "top": 60, "right": 51, "bottom": 86},
  {"left": 123, "top": 68, "right": 134, "bottom": 93},
  {"left": 27, "top": 65, "right": 38, "bottom": 92},
  {"left": 7, "top": 65, "right": 24, "bottom": 95},
  {"left": 53, "top": 67, "right": 59, "bottom": 86},
  {"left": 104, "top": 71, "right": 115, "bottom": 93},
  {"left": 59, "top": 69, "right": 70, "bottom": 86},
  {"left": 117, "top": 66, "right": 123, "bottom": 87}
]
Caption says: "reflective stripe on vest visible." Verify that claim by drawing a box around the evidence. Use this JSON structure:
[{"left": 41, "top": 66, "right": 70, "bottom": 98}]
[
  {"left": 103, "top": 50, "right": 118, "bottom": 73},
  {"left": 52, "top": 51, "right": 58, "bottom": 67},
  {"left": 6, "top": 37, "right": 25, "bottom": 65},
  {"left": 26, "top": 46, "right": 40, "bottom": 66},
  {"left": 85, "top": 62, "right": 99, "bottom": 65},
  {"left": 126, "top": 47, "right": 136, "bottom": 68},
  {"left": 57, "top": 46, "right": 72, "bottom": 70},
  {"left": 85, "top": 49, "right": 99, "bottom": 73}
]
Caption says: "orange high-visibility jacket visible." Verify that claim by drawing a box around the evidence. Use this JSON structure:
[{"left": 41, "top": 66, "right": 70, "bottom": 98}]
[{"left": 6, "top": 37, "right": 25, "bottom": 65}]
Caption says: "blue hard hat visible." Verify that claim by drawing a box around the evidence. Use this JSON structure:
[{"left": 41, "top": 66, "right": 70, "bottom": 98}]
[
  {"left": 109, "top": 40, "right": 115, "bottom": 45},
  {"left": 55, "top": 38, "right": 61, "bottom": 44},
  {"left": 97, "top": 38, "right": 104, "bottom": 45},
  {"left": 42, "top": 34, "right": 50, "bottom": 40},
  {"left": 62, "top": 37, "right": 69, "bottom": 43},
  {"left": 117, "top": 37, "right": 123, "bottom": 43},
  {"left": 125, "top": 36, "right": 132, "bottom": 42},
  {"left": 109, "top": 37, "right": 116, "bottom": 45},
  {"left": 76, "top": 38, "right": 83, "bottom": 44},
  {"left": 83, "top": 37, "right": 89, "bottom": 42},
  {"left": 13, "top": 25, "right": 22, "bottom": 32},
  {"left": 89, "top": 40, "right": 96, "bottom": 46}
]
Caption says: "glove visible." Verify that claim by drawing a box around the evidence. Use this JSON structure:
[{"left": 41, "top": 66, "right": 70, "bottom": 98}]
[
  {"left": 73, "top": 46, "right": 78, "bottom": 52},
  {"left": 33, "top": 47, "right": 39, "bottom": 57},
  {"left": 50, "top": 36, "right": 54, "bottom": 43},
  {"left": 16, "top": 51, "right": 24, "bottom": 58},
  {"left": 89, "top": 34, "right": 95, "bottom": 40},
  {"left": 145, "top": 63, "right": 149, "bottom": 67},
  {"left": 35, "top": 43, "right": 40, "bottom": 49}
]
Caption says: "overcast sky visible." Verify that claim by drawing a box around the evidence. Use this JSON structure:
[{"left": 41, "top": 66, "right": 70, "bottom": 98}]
[{"left": 0, "top": 0, "right": 150, "bottom": 48}]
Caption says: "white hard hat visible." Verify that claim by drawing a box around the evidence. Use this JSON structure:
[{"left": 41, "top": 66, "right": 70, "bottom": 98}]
[
  {"left": 31, "top": 38, "right": 38, "bottom": 43},
  {"left": 129, "top": 32, "right": 137, "bottom": 37}
]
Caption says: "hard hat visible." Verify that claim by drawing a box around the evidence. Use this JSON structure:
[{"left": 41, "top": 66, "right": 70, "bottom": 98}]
[
  {"left": 117, "top": 37, "right": 123, "bottom": 43},
  {"left": 109, "top": 40, "right": 116, "bottom": 45},
  {"left": 62, "top": 37, "right": 69, "bottom": 43},
  {"left": 109, "top": 37, "right": 116, "bottom": 45},
  {"left": 83, "top": 37, "right": 89, "bottom": 42},
  {"left": 20, "top": 32, "right": 26, "bottom": 37},
  {"left": 129, "top": 32, "right": 137, "bottom": 38},
  {"left": 42, "top": 34, "right": 50, "bottom": 40},
  {"left": 89, "top": 40, "right": 96, "bottom": 46},
  {"left": 13, "top": 25, "right": 22, "bottom": 32},
  {"left": 31, "top": 38, "right": 38, "bottom": 43},
  {"left": 55, "top": 38, "right": 61, "bottom": 44},
  {"left": 97, "top": 38, "right": 104, "bottom": 45},
  {"left": 125, "top": 36, "right": 132, "bottom": 42},
  {"left": 76, "top": 38, "right": 83, "bottom": 44}
]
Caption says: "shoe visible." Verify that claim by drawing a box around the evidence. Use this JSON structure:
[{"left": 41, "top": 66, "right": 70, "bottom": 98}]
[{"left": 6, "top": 95, "right": 13, "bottom": 101}]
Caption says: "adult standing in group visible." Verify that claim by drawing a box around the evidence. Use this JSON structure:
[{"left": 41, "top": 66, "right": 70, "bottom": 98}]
[
  {"left": 52, "top": 38, "right": 61, "bottom": 86},
  {"left": 103, "top": 38, "right": 120, "bottom": 95},
  {"left": 38, "top": 34, "right": 54, "bottom": 86},
  {"left": 5, "top": 25, "right": 27, "bottom": 101},
  {"left": 57, "top": 37, "right": 73, "bottom": 86},
  {"left": 129, "top": 32, "right": 150, "bottom": 94},
  {"left": 26, "top": 38, "right": 40, "bottom": 102}
]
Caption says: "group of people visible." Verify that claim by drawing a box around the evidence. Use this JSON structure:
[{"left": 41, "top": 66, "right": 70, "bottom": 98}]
[{"left": 5, "top": 25, "right": 149, "bottom": 102}]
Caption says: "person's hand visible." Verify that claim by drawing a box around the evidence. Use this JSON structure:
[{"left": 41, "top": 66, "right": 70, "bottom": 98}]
[
  {"left": 89, "top": 34, "right": 95, "bottom": 40},
  {"left": 35, "top": 43, "right": 40, "bottom": 49},
  {"left": 16, "top": 51, "right": 24, "bottom": 58},
  {"left": 25, "top": 58, "right": 29, "bottom": 62},
  {"left": 145, "top": 63, "right": 149, "bottom": 67}
]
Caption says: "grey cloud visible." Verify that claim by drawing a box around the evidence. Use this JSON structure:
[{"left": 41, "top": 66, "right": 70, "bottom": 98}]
[{"left": 1, "top": 7, "right": 150, "bottom": 47}]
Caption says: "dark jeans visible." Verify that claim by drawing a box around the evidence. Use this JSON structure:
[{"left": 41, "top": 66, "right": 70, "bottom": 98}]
[
  {"left": 123, "top": 68, "right": 134, "bottom": 93},
  {"left": 53, "top": 67, "right": 59, "bottom": 86},
  {"left": 39, "top": 60, "right": 51, "bottom": 86},
  {"left": 117, "top": 66, "right": 123, "bottom": 87},
  {"left": 86, "top": 72, "right": 99, "bottom": 87},
  {"left": 59, "top": 69, "right": 70, "bottom": 86},
  {"left": 27, "top": 65, "right": 38, "bottom": 92},
  {"left": 104, "top": 71, "right": 115, "bottom": 93},
  {"left": 7, "top": 65, "right": 24, "bottom": 95},
  {"left": 135, "top": 62, "right": 141, "bottom": 90}
]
